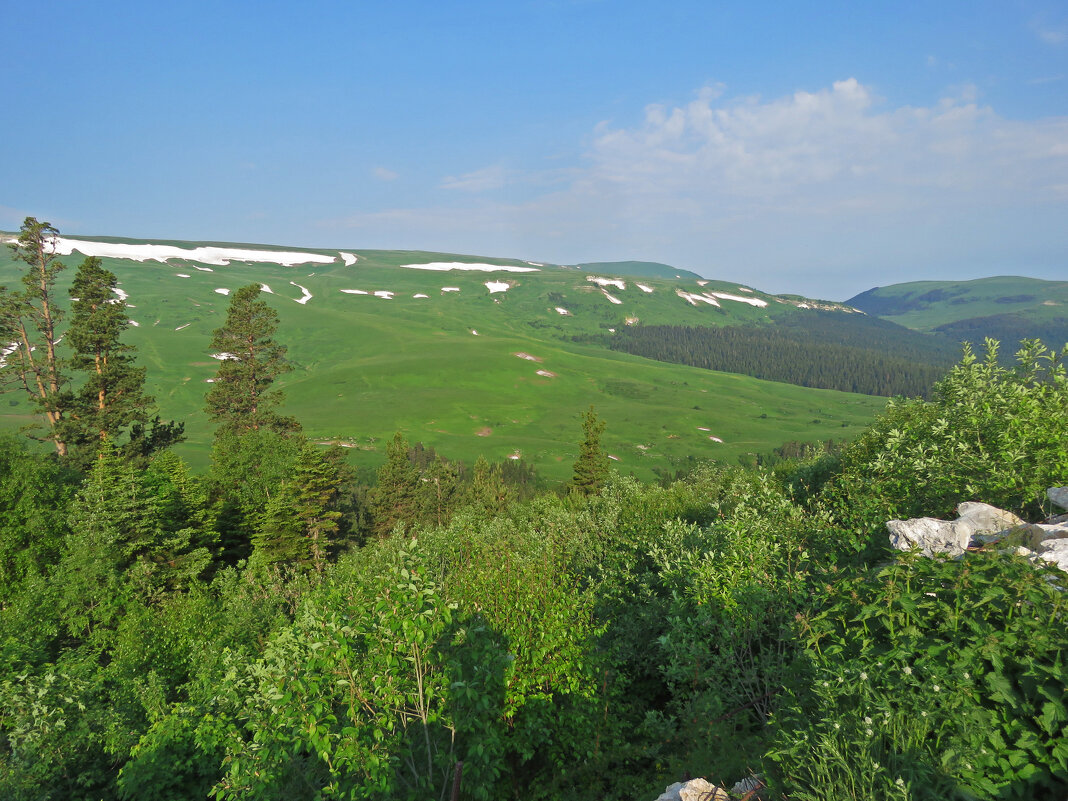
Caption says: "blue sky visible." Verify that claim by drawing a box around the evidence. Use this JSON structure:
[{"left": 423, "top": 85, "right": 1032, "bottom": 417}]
[{"left": 3, "top": 0, "right": 1066, "bottom": 298}]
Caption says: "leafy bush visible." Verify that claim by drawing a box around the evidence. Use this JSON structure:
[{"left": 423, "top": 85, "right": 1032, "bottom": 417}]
[
  {"left": 824, "top": 339, "right": 1068, "bottom": 536},
  {"left": 767, "top": 552, "right": 1068, "bottom": 800}
]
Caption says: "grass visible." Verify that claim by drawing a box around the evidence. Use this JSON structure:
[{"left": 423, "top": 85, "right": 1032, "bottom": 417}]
[{"left": 0, "top": 236, "right": 887, "bottom": 482}]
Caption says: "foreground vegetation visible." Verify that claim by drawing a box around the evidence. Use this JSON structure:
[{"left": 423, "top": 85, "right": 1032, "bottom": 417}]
[{"left": 1, "top": 334, "right": 1065, "bottom": 798}]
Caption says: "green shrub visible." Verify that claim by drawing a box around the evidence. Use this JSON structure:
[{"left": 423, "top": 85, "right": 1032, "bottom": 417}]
[{"left": 767, "top": 552, "right": 1068, "bottom": 800}]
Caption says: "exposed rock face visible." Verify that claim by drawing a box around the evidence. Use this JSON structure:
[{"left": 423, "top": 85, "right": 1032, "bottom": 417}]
[
  {"left": 1049, "top": 487, "right": 1068, "bottom": 511},
  {"left": 887, "top": 502, "right": 1025, "bottom": 557},
  {"left": 656, "top": 778, "right": 729, "bottom": 801}
]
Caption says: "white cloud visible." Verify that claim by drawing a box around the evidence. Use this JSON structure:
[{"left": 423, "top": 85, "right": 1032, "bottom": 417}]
[
  {"left": 440, "top": 164, "right": 510, "bottom": 192},
  {"left": 320, "top": 79, "right": 1068, "bottom": 296},
  {"left": 1037, "top": 27, "right": 1066, "bottom": 44},
  {"left": 373, "top": 166, "right": 399, "bottom": 181}
]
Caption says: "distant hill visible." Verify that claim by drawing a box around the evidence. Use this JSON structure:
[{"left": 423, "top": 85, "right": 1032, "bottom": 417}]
[
  {"left": 0, "top": 230, "right": 893, "bottom": 481},
  {"left": 574, "top": 260, "right": 703, "bottom": 280},
  {"left": 848, "top": 276, "right": 1068, "bottom": 348}
]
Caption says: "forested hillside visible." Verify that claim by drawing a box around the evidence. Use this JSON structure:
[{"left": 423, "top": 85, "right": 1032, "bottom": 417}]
[
  {"left": 1, "top": 220, "right": 1067, "bottom": 800},
  {"left": 610, "top": 313, "right": 956, "bottom": 397}
]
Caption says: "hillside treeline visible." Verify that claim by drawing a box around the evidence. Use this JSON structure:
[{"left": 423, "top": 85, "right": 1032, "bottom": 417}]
[{"left": 610, "top": 315, "right": 955, "bottom": 397}]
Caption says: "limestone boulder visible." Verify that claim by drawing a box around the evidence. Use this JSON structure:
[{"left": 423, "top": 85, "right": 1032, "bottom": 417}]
[
  {"left": 887, "top": 502, "right": 1026, "bottom": 556},
  {"left": 1048, "top": 487, "right": 1068, "bottom": 511},
  {"left": 656, "top": 778, "right": 729, "bottom": 801}
]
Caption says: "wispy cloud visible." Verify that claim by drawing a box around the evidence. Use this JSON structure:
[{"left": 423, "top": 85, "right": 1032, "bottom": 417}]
[
  {"left": 320, "top": 79, "right": 1068, "bottom": 295},
  {"left": 440, "top": 164, "right": 511, "bottom": 192},
  {"left": 1036, "top": 27, "right": 1066, "bottom": 45},
  {"left": 373, "top": 166, "right": 399, "bottom": 181}
]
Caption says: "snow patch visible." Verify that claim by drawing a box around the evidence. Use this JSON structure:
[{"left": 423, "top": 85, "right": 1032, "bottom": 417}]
[
  {"left": 194, "top": 266, "right": 214, "bottom": 272},
  {"left": 470, "top": 329, "right": 479, "bottom": 336},
  {"left": 176, "top": 273, "right": 191, "bottom": 278},
  {"left": 587, "top": 276, "right": 626, "bottom": 290},
  {"left": 340, "top": 289, "right": 368, "bottom": 295},
  {"left": 676, "top": 290, "right": 721, "bottom": 307},
  {"left": 709, "top": 436, "right": 724, "bottom": 443},
  {"left": 710, "top": 291, "right": 768, "bottom": 308},
  {"left": 111, "top": 287, "right": 129, "bottom": 303},
  {"left": 260, "top": 284, "right": 273, "bottom": 294},
  {"left": 214, "top": 288, "right": 230, "bottom": 295},
  {"left": 340, "top": 251, "right": 358, "bottom": 266},
  {"left": 737, "top": 287, "right": 753, "bottom": 293},
  {"left": 484, "top": 280, "right": 510, "bottom": 294},
  {"left": 697, "top": 427, "right": 710, "bottom": 431},
  {"left": 555, "top": 307, "right": 571, "bottom": 316},
  {"left": 0, "top": 342, "right": 19, "bottom": 368},
  {"left": 535, "top": 369, "right": 556, "bottom": 377},
  {"left": 636, "top": 283, "right": 653, "bottom": 293},
  {"left": 175, "top": 323, "right": 191, "bottom": 331},
  {"left": 413, "top": 293, "right": 430, "bottom": 299},
  {"left": 515, "top": 352, "right": 542, "bottom": 362},
  {"left": 373, "top": 291, "right": 394, "bottom": 299},
  {"left": 128, "top": 320, "right": 139, "bottom": 327},
  {"left": 696, "top": 280, "right": 709, "bottom": 286},
  {"left": 402, "top": 262, "right": 538, "bottom": 273},
  {"left": 602, "top": 290, "right": 622, "bottom": 305},
  {"left": 289, "top": 281, "right": 313, "bottom": 304},
  {"left": 526, "top": 261, "right": 544, "bottom": 267},
  {"left": 607, "top": 454, "right": 620, "bottom": 461},
  {"left": 211, "top": 352, "right": 237, "bottom": 360},
  {"left": 51, "top": 237, "right": 337, "bottom": 267},
  {"left": 441, "top": 287, "right": 460, "bottom": 293}
]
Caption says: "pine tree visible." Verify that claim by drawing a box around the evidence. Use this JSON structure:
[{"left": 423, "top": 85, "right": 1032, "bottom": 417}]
[
  {"left": 0, "top": 217, "right": 68, "bottom": 455},
  {"left": 568, "top": 405, "right": 610, "bottom": 496},
  {"left": 61, "top": 257, "right": 182, "bottom": 468},
  {"left": 205, "top": 284, "right": 297, "bottom": 436}
]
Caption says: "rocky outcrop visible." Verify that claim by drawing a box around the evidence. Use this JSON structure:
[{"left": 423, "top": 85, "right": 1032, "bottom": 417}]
[
  {"left": 886, "top": 489, "right": 1068, "bottom": 572},
  {"left": 655, "top": 776, "right": 765, "bottom": 801},
  {"left": 887, "top": 502, "right": 1024, "bottom": 557},
  {"left": 656, "top": 778, "right": 729, "bottom": 801}
]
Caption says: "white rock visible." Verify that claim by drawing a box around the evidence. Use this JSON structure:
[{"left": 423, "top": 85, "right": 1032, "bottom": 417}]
[
  {"left": 656, "top": 779, "right": 729, "bottom": 801},
  {"left": 887, "top": 503, "right": 1025, "bottom": 557},
  {"left": 1049, "top": 487, "right": 1068, "bottom": 511}
]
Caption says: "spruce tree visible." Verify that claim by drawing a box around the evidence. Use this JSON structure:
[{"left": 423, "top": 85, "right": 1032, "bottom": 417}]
[
  {"left": 61, "top": 257, "right": 182, "bottom": 467},
  {"left": 568, "top": 405, "right": 610, "bottom": 496},
  {"left": 205, "top": 284, "right": 297, "bottom": 435},
  {"left": 467, "top": 455, "right": 509, "bottom": 515},
  {"left": 0, "top": 217, "right": 68, "bottom": 454},
  {"left": 369, "top": 432, "right": 421, "bottom": 537},
  {"left": 293, "top": 443, "right": 344, "bottom": 572}
]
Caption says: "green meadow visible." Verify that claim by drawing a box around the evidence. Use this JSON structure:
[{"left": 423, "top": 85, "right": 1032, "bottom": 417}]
[{"left": 0, "top": 236, "right": 886, "bottom": 482}]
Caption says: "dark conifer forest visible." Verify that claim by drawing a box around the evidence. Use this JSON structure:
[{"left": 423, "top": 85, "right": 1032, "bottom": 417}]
[{"left": 609, "top": 314, "right": 958, "bottom": 397}]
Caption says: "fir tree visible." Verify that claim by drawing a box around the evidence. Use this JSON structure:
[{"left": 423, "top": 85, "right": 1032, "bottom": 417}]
[
  {"left": 0, "top": 217, "right": 68, "bottom": 454},
  {"left": 568, "top": 405, "right": 610, "bottom": 496},
  {"left": 205, "top": 284, "right": 298, "bottom": 436}
]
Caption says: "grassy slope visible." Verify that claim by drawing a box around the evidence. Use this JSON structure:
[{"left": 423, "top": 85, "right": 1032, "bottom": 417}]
[
  {"left": 847, "top": 276, "right": 1068, "bottom": 331},
  {"left": 0, "top": 236, "right": 886, "bottom": 481}
]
